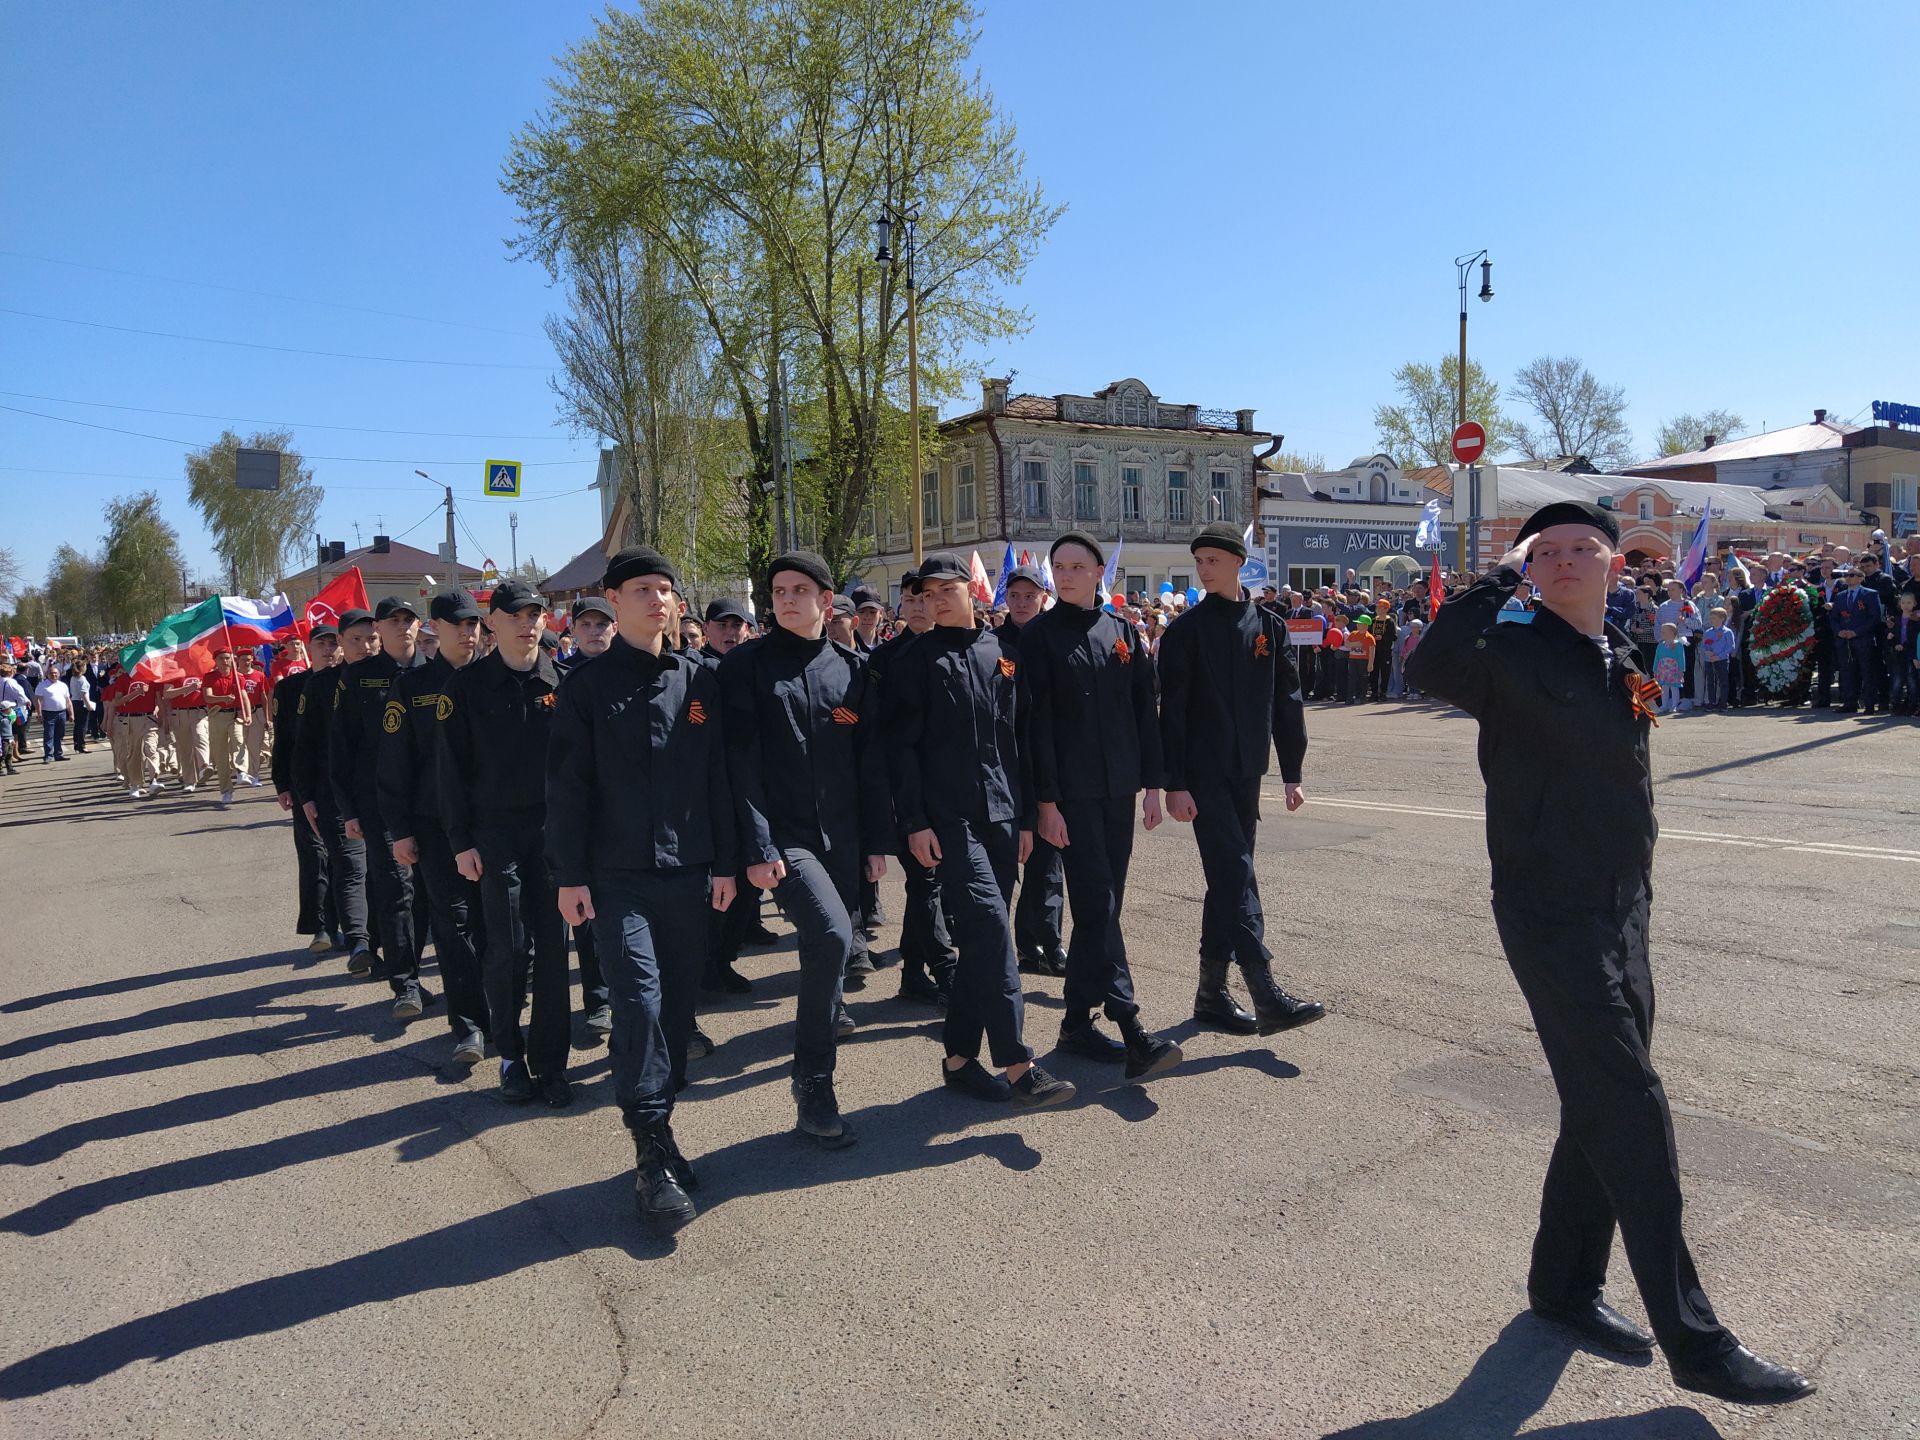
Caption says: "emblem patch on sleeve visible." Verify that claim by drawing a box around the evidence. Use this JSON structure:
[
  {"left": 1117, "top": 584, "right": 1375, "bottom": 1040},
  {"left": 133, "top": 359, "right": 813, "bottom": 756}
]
[
  {"left": 382, "top": 699, "right": 405, "bottom": 734},
  {"left": 435, "top": 694, "right": 454, "bottom": 721}
]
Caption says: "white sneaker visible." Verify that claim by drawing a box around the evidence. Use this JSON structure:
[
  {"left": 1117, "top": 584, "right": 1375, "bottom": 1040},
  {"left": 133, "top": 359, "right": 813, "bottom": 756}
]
[
  {"left": 127, "top": 787, "right": 140, "bottom": 799},
  {"left": 220, "top": 792, "right": 234, "bottom": 807},
  {"left": 181, "top": 785, "right": 196, "bottom": 794}
]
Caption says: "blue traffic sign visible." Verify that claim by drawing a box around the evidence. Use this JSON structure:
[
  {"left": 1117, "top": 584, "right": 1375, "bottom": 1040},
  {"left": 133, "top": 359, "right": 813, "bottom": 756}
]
[{"left": 484, "top": 459, "right": 522, "bottom": 497}]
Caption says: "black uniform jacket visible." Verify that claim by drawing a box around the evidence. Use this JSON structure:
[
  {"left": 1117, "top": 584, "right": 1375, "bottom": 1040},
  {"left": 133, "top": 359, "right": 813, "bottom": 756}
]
[
  {"left": 1021, "top": 602, "right": 1164, "bottom": 803},
  {"left": 436, "top": 648, "right": 559, "bottom": 856},
  {"left": 1157, "top": 592, "right": 1308, "bottom": 790},
  {"left": 375, "top": 652, "right": 457, "bottom": 839},
  {"left": 544, "top": 634, "right": 735, "bottom": 888},
  {"left": 332, "top": 651, "right": 428, "bottom": 839},
  {"left": 1404, "top": 567, "right": 1657, "bottom": 908},
  {"left": 882, "top": 622, "right": 1029, "bottom": 836},
  {"left": 269, "top": 669, "right": 309, "bottom": 795},
  {"left": 292, "top": 665, "right": 344, "bottom": 818}
]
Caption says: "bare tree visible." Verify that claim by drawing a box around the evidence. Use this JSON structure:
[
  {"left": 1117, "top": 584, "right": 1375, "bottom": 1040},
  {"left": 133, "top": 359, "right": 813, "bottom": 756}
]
[
  {"left": 1266, "top": 451, "right": 1329, "bottom": 474},
  {"left": 1655, "top": 410, "right": 1746, "bottom": 457},
  {"left": 1375, "top": 356, "right": 1517, "bottom": 469},
  {"left": 0, "top": 547, "right": 21, "bottom": 604},
  {"left": 1511, "top": 356, "right": 1634, "bottom": 469}
]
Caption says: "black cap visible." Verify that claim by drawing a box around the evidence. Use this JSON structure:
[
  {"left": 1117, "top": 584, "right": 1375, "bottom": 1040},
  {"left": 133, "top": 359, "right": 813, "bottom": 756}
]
[
  {"left": 900, "top": 569, "right": 922, "bottom": 595},
  {"left": 917, "top": 552, "right": 969, "bottom": 585},
  {"left": 570, "top": 596, "right": 615, "bottom": 622},
  {"left": 538, "top": 629, "right": 559, "bottom": 650},
  {"left": 374, "top": 595, "right": 420, "bottom": 621},
  {"left": 488, "top": 578, "right": 548, "bottom": 613},
  {"left": 1189, "top": 522, "right": 1247, "bottom": 561},
  {"left": 308, "top": 623, "right": 339, "bottom": 641},
  {"left": 830, "top": 595, "right": 857, "bottom": 618},
  {"left": 1005, "top": 564, "right": 1048, "bottom": 593},
  {"left": 603, "top": 545, "right": 677, "bottom": 590},
  {"left": 336, "top": 607, "right": 374, "bottom": 631},
  {"left": 850, "top": 586, "right": 884, "bottom": 611},
  {"left": 430, "top": 590, "right": 482, "bottom": 623},
  {"left": 704, "top": 597, "right": 752, "bottom": 624},
  {"left": 1050, "top": 530, "right": 1105, "bottom": 567},
  {"left": 1516, "top": 500, "right": 1620, "bottom": 547},
  {"left": 767, "top": 550, "right": 833, "bottom": 593}
]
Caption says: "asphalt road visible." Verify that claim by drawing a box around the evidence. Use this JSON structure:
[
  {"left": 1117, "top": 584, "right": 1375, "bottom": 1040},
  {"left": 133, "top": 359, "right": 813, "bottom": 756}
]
[{"left": 2, "top": 700, "right": 1915, "bottom": 1439}]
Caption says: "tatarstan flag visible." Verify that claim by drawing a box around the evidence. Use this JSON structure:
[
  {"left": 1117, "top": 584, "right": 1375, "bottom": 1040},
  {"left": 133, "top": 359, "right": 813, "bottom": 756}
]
[{"left": 120, "top": 598, "right": 233, "bottom": 683}]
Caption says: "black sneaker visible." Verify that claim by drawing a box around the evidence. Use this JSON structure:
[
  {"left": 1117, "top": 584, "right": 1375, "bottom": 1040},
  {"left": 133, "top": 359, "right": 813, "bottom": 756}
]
[
  {"left": 1058, "top": 1015, "right": 1126, "bottom": 1062},
  {"left": 844, "top": 950, "right": 875, "bottom": 992},
  {"left": 540, "top": 1074, "right": 574, "bottom": 1109},
  {"left": 391, "top": 981, "right": 424, "bottom": 1021},
  {"left": 1122, "top": 1030, "right": 1183, "bottom": 1082},
  {"left": 792, "top": 1073, "right": 856, "bottom": 1148},
  {"left": 499, "top": 1058, "right": 538, "bottom": 1103},
  {"left": 899, "top": 967, "right": 948, "bottom": 1007},
  {"left": 1010, "top": 1065, "right": 1076, "bottom": 1109},
  {"left": 585, "top": 1004, "right": 613, "bottom": 1037},
  {"left": 941, "top": 1057, "right": 1012, "bottom": 1102},
  {"left": 744, "top": 923, "right": 781, "bottom": 949},
  {"left": 346, "top": 946, "right": 373, "bottom": 975},
  {"left": 702, "top": 958, "right": 753, "bottom": 995},
  {"left": 834, "top": 1003, "right": 857, "bottom": 1038},
  {"left": 686, "top": 1024, "right": 715, "bottom": 1060}
]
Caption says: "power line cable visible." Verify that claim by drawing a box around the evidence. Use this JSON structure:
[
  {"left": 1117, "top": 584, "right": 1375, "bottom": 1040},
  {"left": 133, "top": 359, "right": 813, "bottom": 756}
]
[
  {"left": 0, "top": 387, "right": 575, "bottom": 442},
  {"left": 0, "top": 307, "right": 554, "bottom": 370}
]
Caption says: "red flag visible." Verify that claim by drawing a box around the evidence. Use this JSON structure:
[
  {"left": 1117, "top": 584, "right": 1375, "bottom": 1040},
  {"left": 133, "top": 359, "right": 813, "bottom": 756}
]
[
  {"left": 968, "top": 551, "right": 994, "bottom": 605},
  {"left": 5, "top": 636, "right": 25, "bottom": 660},
  {"left": 301, "top": 566, "right": 370, "bottom": 638},
  {"left": 1430, "top": 552, "right": 1442, "bottom": 621}
]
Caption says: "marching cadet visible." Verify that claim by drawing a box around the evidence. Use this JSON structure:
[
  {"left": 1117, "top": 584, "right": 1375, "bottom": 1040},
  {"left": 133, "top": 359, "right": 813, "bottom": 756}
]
[
  {"left": 439, "top": 580, "right": 572, "bottom": 1107},
  {"left": 868, "top": 571, "right": 957, "bottom": 1005},
  {"left": 884, "top": 552, "right": 1074, "bottom": 1109},
  {"left": 693, "top": 596, "right": 775, "bottom": 992},
  {"left": 332, "top": 597, "right": 432, "bottom": 1017},
  {"left": 161, "top": 665, "right": 212, "bottom": 794},
  {"left": 719, "top": 551, "right": 891, "bottom": 1147},
  {"left": 1405, "top": 502, "right": 1815, "bottom": 1405},
  {"left": 1158, "top": 522, "right": 1324, "bottom": 1036},
  {"left": 378, "top": 592, "right": 492, "bottom": 1066},
  {"left": 233, "top": 647, "right": 270, "bottom": 785},
  {"left": 826, "top": 594, "right": 859, "bottom": 649},
  {"left": 201, "top": 646, "right": 251, "bottom": 807},
  {"left": 1022, "top": 534, "right": 1181, "bottom": 1080},
  {"left": 297, "top": 608, "right": 374, "bottom": 971},
  {"left": 273, "top": 624, "right": 335, "bottom": 954},
  {"left": 850, "top": 587, "right": 886, "bottom": 652},
  {"left": 556, "top": 596, "right": 617, "bottom": 1042},
  {"left": 102, "top": 661, "right": 158, "bottom": 799},
  {"left": 547, "top": 546, "right": 737, "bottom": 1228},
  {"left": 997, "top": 564, "right": 1067, "bottom": 978}
]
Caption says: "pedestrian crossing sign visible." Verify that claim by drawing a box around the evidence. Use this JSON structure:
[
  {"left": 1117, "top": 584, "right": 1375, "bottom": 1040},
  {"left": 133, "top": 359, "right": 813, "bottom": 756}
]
[{"left": 484, "top": 459, "right": 521, "bottom": 497}]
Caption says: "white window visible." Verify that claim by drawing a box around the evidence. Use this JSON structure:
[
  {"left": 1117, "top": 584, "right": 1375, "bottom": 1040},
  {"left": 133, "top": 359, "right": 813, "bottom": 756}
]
[
  {"left": 1023, "top": 460, "right": 1048, "bottom": 519},
  {"left": 921, "top": 470, "right": 940, "bottom": 528},
  {"left": 1074, "top": 461, "right": 1099, "bottom": 521},
  {"left": 956, "top": 463, "right": 976, "bottom": 524},
  {"left": 1290, "top": 565, "right": 1338, "bottom": 594},
  {"left": 1167, "top": 468, "right": 1189, "bottom": 524},
  {"left": 1637, "top": 495, "right": 1653, "bottom": 521},
  {"left": 1122, "top": 466, "right": 1142, "bottom": 521},
  {"left": 1208, "top": 470, "right": 1234, "bottom": 521}
]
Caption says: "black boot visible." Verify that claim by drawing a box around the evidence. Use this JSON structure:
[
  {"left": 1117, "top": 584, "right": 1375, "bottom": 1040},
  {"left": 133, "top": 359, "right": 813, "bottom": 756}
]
[
  {"left": 1193, "top": 956, "right": 1257, "bottom": 1033},
  {"left": 1239, "top": 960, "right": 1326, "bottom": 1035},
  {"left": 702, "top": 956, "right": 753, "bottom": 995},
  {"left": 792, "top": 1073, "right": 856, "bottom": 1148},
  {"left": 1119, "top": 1014, "right": 1182, "bottom": 1081},
  {"left": 634, "top": 1126, "right": 696, "bottom": 1228}
]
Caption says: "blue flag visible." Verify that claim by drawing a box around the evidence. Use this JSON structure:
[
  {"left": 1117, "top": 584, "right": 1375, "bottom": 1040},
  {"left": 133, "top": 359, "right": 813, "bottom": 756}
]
[{"left": 991, "top": 542, "right": 1015, "bottom": 606}]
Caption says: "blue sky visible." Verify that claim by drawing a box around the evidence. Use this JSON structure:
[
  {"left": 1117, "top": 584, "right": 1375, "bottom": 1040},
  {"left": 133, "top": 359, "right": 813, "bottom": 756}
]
[{"left": 3, "top": 0, "right": 1913, "bottom": 598}]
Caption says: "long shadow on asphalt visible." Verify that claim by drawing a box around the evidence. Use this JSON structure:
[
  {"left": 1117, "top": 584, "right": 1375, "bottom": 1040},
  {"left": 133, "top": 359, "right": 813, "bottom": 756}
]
[
  {"left": 0, "top": 1087, "right": 1042, "bottom": 1401},
  {"left": 1321, "top": 1314, "right": 1723, "bottom": 1439},
  {"left": 1, "top": 948, "right": 303, "bottom": 1015}
]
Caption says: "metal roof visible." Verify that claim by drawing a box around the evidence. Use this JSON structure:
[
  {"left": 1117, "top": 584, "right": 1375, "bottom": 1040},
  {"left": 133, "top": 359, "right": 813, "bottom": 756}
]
[{"left": 1629, "top": 419, "right": 1851, "bottom": 470}]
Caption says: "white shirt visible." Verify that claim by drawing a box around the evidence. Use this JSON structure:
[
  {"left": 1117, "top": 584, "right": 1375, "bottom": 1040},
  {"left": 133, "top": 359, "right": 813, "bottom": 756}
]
[{"left": 34, "top": 678, "right": 71, "bottom": 712}]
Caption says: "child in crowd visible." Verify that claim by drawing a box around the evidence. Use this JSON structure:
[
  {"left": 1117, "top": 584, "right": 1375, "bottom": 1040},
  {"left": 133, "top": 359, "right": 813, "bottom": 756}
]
[
  {"left": 1892, "top": 592, "right": 1920, "bottom": 717},
  {"left": 1343, "top": 617, "right": 1376, "bottom": 704},
  {"left": 1700, "top": 607, "right": 1736, "bottom": 709},
  {"left": 1653, "top": 622, "right": 1688, "bottom": 715}
]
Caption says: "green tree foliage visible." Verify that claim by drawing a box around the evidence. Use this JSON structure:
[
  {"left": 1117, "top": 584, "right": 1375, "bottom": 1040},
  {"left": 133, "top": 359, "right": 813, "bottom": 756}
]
[
  {"left": 44, "top": 545, "right": 105, "bottom": 637},
  {"left": 1265, "top": 450, "right": 1328, "bottom": 475},
  {"left": 1511, "top": 356, "right": 1635, "bottom": 470},
  {"left": 0, "top": 547, "right": 21, "bottom": 604},
  {"left": 98, "top": 492, "right": 187, "bottom": 632},
  {"left": 1374, "top": 356, "right": 1516, "bottom": 469},
  {"left": 1655, "top": 409, "right": 1746, "bottom": 457},
  {"left": 185, "top": 430, "right": 324, "bottom": 593},
  {"left": 503, "top": 0, "right": 1061, "bottom": 587}
]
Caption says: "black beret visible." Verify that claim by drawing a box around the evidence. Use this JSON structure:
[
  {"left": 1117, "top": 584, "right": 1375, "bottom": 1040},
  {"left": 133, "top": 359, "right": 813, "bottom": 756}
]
[
  {"left": 603, "top": 545, "right": 677, "bottom": 590},
  {"left": 374, "top": 595, "right": 420, "bottom": 621},
  {"left": 307, "top": 623, "right": 339, "bottom": 641},
  {"left": 429, "top": 591, "right": 481, "bottom": 623},
  {"left": 1005, "top": 564, "right": 1049, "bottom": 592},
  {"left": 1050, "top": 530, "right": 1105, "bottom": 567},
  {"left": 336, "top": 607, "right": 374, "bottom": 630},
  {"left": 1189, "top": 522, "right": 1247, "bottom": 561},
  {"left": 488, "top": 578, "right": 549, "bottom": 613},
  {"left": 767, "top": 549, "right": 833, "bottom": 593},
  {"left": 704, "top": 598, "right": 752, "bottom": 624},
  {"left": 1516, "top": 500, "right": 1619, "bottom": 547},
  {"left": 569, "top": 596, "right": 615, "bottom": 622},
  {"left": 917, "top": 552, "right": 969, "bottom": 584}
]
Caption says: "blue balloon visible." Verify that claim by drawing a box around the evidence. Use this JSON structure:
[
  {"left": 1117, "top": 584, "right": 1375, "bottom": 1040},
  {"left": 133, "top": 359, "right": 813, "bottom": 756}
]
[
  {"left": 1158, "top": 581, "right": 1174, "bottom": 594},
  {"left": 1186, "top": 587, "right": 1201, "bottom": 606}
]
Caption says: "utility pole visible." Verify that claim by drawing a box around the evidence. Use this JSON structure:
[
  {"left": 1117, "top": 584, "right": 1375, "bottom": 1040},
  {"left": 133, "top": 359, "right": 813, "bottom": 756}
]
[
  {"left": 509, "top": 511, "right": 519, "bottom": 576},
  {"left": 418, "top": 470, "right": 458, "bottom": 588}
]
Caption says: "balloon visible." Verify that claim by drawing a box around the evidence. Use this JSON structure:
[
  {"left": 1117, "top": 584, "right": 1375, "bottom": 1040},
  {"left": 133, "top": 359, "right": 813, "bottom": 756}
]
[
  {"left": 1185, "top": 587, "right": 1201, "bottom": 606},
  {"left": 1326, "top": 628, "right": 1346, "bottom": 648},
  {"left": 1159, "top": 581, "right": 1174, "bottom": 594}
]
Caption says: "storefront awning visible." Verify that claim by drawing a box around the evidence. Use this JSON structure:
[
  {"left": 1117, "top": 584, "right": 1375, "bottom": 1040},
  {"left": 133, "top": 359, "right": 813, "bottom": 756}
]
[{"left": 1356, "top": 553, "right": 1424, "bottom": 581}]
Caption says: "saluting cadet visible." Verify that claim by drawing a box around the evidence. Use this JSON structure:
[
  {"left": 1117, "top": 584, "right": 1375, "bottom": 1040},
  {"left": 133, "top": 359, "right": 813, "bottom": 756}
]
[
  {"left": 884, "top": 552, "right": 1074, "bottom": 1110},
  {"left": 201, "top": 647, "right": 250, "bottom": 807},
  {"left": 273, "top": 624, "right": 335, "bottom": 954},
  {"left": 1158, "top": 522, "right": 1324, "bottom": 1036},
  {"left": 554, "top": 596, "right": 617, "bottom": 1042},
  {"left": 868, "top": 571, "right": 957, "bottom": 1005},
  {"left": 297, "top": 608, "right": 374, "bottom": 970},
  {"left": 440, "top": 580, "right": 572, "bottom": 1107},
  {"left": 378, "top": 592, "right": 491, "bottom": 1064},
  {"left": 1406, "top": 502, "right": 1815, "bottom": 1406},
  {"left": 333, "top": 597, "right": 432, "bottom": 1016},
  {"left": 1023, "top": 534, "right": 1181, "bottom": 1080},
  {"left": 719, "top": 551, "right": 890, "bottom": 1147},
  {"left": 997, "top": 565, "right": 1067, "bottom": 978},
  {"left": 547, "top": 546, "right": 737, "bottom": 1228}
]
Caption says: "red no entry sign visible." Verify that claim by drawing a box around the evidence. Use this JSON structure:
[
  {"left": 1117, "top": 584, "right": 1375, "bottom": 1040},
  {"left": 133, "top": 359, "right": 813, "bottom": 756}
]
[{"left": 1451, "top": 421, "right": 1487, "bottom": 465}]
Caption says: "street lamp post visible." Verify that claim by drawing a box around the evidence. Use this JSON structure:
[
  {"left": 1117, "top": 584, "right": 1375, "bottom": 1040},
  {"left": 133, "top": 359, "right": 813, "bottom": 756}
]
[
  {"left": 1454, "top": 250, "right": 1493, "bottom": 572},
  {"left": 875, "top": 207, "right": 923, "bottom": 566}
]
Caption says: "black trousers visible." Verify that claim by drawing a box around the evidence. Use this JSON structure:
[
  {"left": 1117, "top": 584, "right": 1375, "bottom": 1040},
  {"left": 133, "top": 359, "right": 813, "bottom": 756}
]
[
  {"left": 414, "top": 822, "right": 490, "bottom": 1044},
  {"left": 1491, "top": 882, "right": 1732, "bottom": 1367},
  {"left": 572, "top": 918, "right": 608, "bottom": 1016},
  {"left": 1012, "top": 836, "right": 1065, "bottom": 957},
  {"left": 769, "top": 847, "right": 856, "bottom": 1076},
  {"left": 1058, "top": 796, "right": 1139, "bottom": 1022},
  {"left": 1189, "top": 777, "right": 1271, "bottom": 970},
  {"left": 322, "top": 811, "right": 369, "bottom": 953},
  {"left": 366, "top": 825, "right": 416, "bottom": 993},
  {"left": 935, "top": 817, "right": 1030, "bottom": 1068},
  {"left": 708, "top": 881, "right": 756, "bottom": 964},
  {"left": 591, "top": 867, "right": 709, "bottom": 1132},
  {"left": 1839, "top": 637, "right": 1880, "bottom": 708},
  {"left": 474, "top": 820, "right": 569, "bottom": 1079},
  {"left": 290, "top": 790, "right": 331, "bottom": 937},
  {"left": 896, "top": 839, "right": 957, "bottom": 977}
]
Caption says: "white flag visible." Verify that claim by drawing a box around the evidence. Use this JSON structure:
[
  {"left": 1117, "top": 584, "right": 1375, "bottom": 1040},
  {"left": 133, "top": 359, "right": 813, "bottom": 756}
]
[{"left": 1415, "top": 498, "right": 1443, "bottom": 550}]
